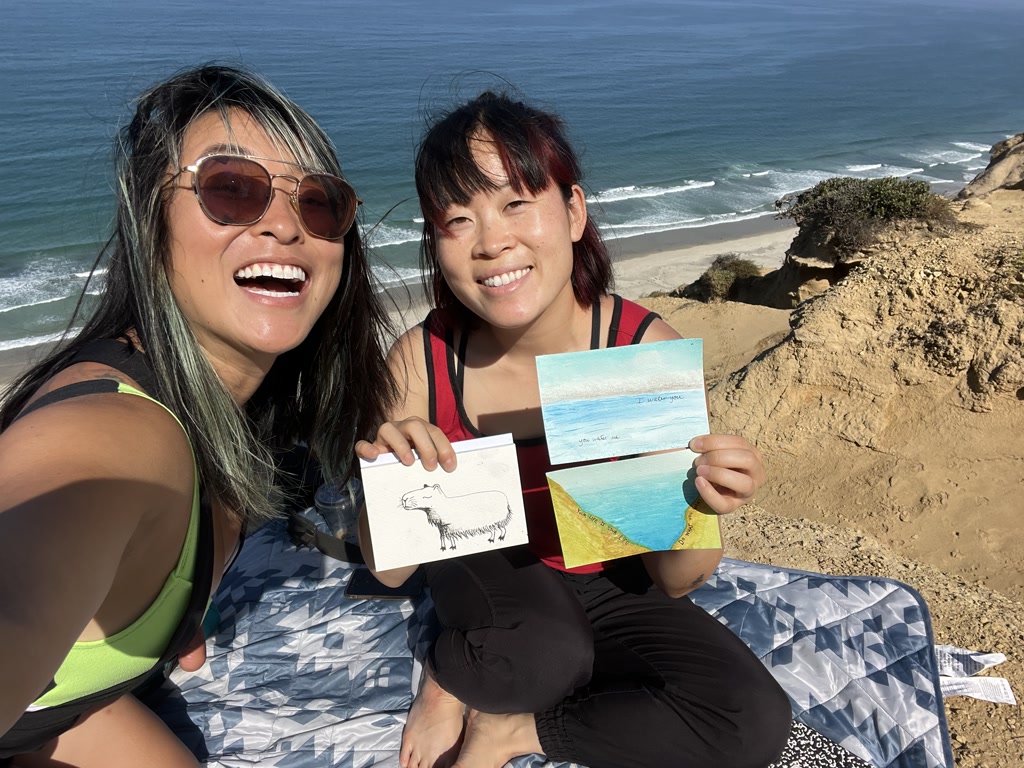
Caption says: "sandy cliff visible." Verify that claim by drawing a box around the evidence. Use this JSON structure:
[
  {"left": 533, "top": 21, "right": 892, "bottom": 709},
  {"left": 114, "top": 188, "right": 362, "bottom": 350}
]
[{"left": 636, "top": 174, "right": 1024, "bottom": 766}]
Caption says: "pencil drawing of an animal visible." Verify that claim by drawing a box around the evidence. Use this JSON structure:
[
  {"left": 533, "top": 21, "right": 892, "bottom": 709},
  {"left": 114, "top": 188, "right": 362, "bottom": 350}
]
[{"left": 399, "top": 484, "right": 512, "bottom": 551}]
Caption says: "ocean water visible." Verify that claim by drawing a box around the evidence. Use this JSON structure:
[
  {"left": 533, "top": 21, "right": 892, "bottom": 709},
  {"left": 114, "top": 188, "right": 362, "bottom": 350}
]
[
  {"left": 544, "top": 389, "right": 709, "bottom": 464},
  {"left": 1, "top": 0, "right": 1022, "bottom": 350},
  {"left": 550, "top": 450, "right": 700, "bottom": 551}
]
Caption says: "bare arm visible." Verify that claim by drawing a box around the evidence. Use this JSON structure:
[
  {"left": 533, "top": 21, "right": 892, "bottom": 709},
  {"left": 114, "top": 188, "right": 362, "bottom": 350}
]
[
  {"left": 0, "top": 395, "right": 194, "bottom": 735},
  {"left": 356, "top": 326, "right": 456, "bottom": 588},
  {"left": 633, "top": 317, "right": 764, "bottom": 598}
]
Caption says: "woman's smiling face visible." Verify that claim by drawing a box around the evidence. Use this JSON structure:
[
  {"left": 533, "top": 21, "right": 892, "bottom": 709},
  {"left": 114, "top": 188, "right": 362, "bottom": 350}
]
[
  {"left": 164, "top": 109, "right": 345, "bottom": 374},
  {"left": 435, "top": 134, "right": 587, "bottom": 331}
]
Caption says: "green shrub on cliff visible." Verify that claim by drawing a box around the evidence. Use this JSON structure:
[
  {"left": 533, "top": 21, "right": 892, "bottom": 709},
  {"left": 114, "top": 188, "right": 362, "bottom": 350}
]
[
  {"left": 678, "top": 255, "right": 763, "bottom": 302},
  {"left": 776, "top": 176, "right": 954, "bottom": 257}
]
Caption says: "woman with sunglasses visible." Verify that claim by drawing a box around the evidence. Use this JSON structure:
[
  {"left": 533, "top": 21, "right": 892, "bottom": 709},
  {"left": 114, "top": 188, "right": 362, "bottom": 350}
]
[
  {"left": 357, "top": 91, "right": 791, "bottom": 768},
  {"left": 0, "top": 65, "right": 395, "bottom": 766}
]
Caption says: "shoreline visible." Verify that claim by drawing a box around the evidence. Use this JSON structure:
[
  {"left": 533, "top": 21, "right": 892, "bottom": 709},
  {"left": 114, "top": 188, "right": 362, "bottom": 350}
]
[{"left": 0, "top": 215, "right": 797, "bottom": 384}]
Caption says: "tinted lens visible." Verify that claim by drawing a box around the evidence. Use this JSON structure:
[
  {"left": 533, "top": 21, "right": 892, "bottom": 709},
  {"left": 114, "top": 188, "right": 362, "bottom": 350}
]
[
  {"left": 195, "top": 156, "right": 272, "bottom": 225},
  {"left": 296, "top": 174, "right": 356, "bottom": 240}
]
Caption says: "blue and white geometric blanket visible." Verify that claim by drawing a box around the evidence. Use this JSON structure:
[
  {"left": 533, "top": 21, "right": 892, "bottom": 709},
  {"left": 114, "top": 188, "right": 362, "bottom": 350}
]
[{"left": 155, "top": 520, "right": 953, "bottom": 768}]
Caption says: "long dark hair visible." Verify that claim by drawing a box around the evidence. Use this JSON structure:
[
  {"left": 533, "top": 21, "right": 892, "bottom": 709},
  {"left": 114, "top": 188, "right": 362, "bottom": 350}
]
[
  {"left": 415, "top": 90, "right": 613, "bottom": 320},
  {"left": 0, "top": 64, "right": 396, "bottom": 524}
]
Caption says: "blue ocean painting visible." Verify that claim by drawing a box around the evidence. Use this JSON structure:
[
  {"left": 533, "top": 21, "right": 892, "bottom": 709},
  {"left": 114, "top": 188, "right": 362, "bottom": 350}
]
[
  {"left": 547, "top": 451, "right": 700, "bottom": 552},
  {"left": 537, "top": 339, "right": 708, "bottom": 464}
]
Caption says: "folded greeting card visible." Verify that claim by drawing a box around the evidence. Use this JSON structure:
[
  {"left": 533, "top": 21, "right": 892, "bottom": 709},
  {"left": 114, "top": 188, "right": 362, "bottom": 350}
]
[
  {"left": 358, "top": 434, "right": 528, "bottom": 571},
  {"left": 536, "top": 339, "right": 720, "bottom": 568}
]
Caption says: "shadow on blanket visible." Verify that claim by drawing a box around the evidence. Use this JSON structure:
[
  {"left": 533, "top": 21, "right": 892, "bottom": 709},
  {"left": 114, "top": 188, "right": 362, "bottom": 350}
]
[{"left": 146, "top": 521, "right": 953, "bottom": 768}]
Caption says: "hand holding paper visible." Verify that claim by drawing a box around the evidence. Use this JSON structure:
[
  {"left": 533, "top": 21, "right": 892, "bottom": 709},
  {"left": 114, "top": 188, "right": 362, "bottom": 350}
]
[{"left": 689, "top": 434, "right": 765, "bottom": 514}]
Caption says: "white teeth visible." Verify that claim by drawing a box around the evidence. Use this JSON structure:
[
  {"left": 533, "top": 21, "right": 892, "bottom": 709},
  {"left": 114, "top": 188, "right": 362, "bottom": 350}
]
[
  {"left": 482, "top": 268, "right": 529, "bottom": 288},
  {"left": 248, "top": 287, "right": 300, "bottom": 297},
  {"left": 233, "top": 264, "right": 308, "bottom": 282}
]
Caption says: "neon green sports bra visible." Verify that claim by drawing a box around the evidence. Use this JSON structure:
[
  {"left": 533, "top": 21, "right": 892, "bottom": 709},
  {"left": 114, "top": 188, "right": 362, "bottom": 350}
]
[{"left": 26, "top": 381, "right": 202, "bottom": 710}]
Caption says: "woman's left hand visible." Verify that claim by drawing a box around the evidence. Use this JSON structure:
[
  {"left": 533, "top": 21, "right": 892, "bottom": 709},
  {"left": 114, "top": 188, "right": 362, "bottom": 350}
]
[{"left": 687, "top": 434, "right": 765, "bottom": 515}]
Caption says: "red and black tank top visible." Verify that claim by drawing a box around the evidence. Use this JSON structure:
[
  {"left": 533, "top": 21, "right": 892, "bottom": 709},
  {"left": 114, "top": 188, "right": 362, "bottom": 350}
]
[{"left": 423, "top": 294, "right": 659, "bottom": 574}]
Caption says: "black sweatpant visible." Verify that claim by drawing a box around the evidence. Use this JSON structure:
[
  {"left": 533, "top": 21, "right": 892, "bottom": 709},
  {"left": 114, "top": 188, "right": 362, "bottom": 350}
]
[{"left": 424, "top": 547, "right": 791, "bottom": 768}]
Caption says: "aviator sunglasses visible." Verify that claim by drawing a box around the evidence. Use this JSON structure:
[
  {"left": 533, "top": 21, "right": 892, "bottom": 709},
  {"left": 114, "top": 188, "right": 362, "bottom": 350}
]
[{"left": 178, "top": 154, "right": 360, "bottom": 240}]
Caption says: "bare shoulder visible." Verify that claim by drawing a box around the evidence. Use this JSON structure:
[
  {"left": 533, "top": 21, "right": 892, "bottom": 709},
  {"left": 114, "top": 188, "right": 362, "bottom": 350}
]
[
  {"left": 638, "top": 315, "right": 683, "bottom": 343},
  {"left": 387, "top": 323, "right": 433, "bottom": 420},
  {"left": 389, "top": 322, "right": 427, "bottom": 365},
  {"left": 1, "top": 371, "right": 194, "bottom": 509}
]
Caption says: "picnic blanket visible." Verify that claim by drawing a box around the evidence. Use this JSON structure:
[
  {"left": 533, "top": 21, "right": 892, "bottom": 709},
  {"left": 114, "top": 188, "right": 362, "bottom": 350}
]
[{"left": 151, "top": 520, "right": 953, "bottom": 768}]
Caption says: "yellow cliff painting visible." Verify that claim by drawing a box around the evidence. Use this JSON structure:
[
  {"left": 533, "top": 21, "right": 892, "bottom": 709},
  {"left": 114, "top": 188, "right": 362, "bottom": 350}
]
[{"left": 546, "top": 450, "right": 722, "bottom": 570}]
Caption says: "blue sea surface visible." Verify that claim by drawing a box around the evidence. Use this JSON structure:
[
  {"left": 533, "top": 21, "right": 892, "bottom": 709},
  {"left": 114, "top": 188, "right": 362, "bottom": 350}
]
[
  {"left": 2, "top": 0, "right": 1023, "bottom": 348},
  {"left": 549, "top": 451, "right": 700, "bottom": 552},
  {"left": 544, "top": 389, "right": 708, "bottom": 464}
]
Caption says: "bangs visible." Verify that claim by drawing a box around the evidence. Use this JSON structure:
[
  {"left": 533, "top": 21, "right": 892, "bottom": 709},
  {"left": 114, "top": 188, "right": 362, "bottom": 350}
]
[{"left": 416, "top": 104, "right": 575, "bottom": 232}]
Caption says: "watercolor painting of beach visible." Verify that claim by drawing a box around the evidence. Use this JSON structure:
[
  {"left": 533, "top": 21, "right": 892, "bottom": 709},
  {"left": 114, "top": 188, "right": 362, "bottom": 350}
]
[
  {"left": 358, "top": 434, "right": 528, "bottom": 571},
  {"left": 536, "top": 339, "right": 710, "bottom": 465},
  {"left": 547, "top": 450, "right": 721, "bottom": 569}
]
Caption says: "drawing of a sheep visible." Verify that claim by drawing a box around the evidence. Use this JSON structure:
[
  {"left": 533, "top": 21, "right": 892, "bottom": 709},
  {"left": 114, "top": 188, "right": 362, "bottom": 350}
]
[{"left": 399, "top": 484, "right": 513, "bottom": 552}]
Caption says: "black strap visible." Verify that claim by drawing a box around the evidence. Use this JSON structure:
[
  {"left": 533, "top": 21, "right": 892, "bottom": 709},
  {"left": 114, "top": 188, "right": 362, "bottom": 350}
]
[
  {"left": 65, "top": 339, "right": 158, "bottom": 393},
  {"left": 604, "top": 294, "right": 624, "bottom": 348},
  {"left": 14, "top": 380, "right": 120, "bottom": 422},
  {"left": 632, "top": 312, "right": 658, "bottom": 344},
  {"left": 590, "top": 298, "right": 602, "bottom": 349}
]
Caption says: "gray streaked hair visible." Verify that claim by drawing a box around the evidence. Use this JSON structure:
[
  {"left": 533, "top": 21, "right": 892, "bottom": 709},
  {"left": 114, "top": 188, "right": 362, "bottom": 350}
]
[{"left": 1, "top": 64, "right": 397, "bottom": 525}]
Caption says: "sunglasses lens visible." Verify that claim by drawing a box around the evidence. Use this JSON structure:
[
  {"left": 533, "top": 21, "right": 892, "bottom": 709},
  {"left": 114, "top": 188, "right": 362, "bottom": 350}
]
[
  {"left": 195, "top": 157, "right": 271, "bottom": 225},
  {"left": 297, "top": 175, "right": 356, "bottom": 240}
]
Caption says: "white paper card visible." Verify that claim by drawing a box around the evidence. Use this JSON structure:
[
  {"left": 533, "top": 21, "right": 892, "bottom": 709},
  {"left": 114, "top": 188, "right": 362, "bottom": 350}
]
[{"left": 359, "top": 434, "right": 528, "bottom": 571}]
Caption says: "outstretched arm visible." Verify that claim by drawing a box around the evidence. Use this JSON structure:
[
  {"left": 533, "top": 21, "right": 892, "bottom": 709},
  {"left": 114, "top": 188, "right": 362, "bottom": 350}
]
[{"left": 0, "top": 394, "right": 195, "bottom": 736}]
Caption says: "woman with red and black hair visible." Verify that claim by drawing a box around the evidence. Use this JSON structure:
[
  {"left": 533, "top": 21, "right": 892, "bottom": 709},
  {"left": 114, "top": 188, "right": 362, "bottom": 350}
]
[{"left": 357, "top": 91, "right": 791, "bottom": 768}]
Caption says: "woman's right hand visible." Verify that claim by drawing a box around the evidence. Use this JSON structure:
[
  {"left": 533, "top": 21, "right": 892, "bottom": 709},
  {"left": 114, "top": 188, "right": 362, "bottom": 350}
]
[{"left": 355, "top": 417, "right": 457, "bottom": 473}]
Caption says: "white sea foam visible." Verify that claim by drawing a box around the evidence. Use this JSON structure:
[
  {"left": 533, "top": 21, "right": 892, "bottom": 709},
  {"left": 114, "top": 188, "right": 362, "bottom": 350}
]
[
  {"left": 365, "top": 224, "right": 421, "bottom": 248},
  {"left": 73, "top": 268, "right": 107, "bottom": 279},
  {"left": 592, "top": 181, "right": 715, "bottom": 204},
  {"left": 952, "top": 141, "right": 991, "bottom": 153},
  {"left": 907, "top": 149, "right": 982, "bottom": 167},
  {"left": 879, "top": 165, "right": 925, "bottom": 177},
  {"left": 0, "top": 330, "right": 75, "bottom": 352},
  {"left": 372, "top": 264, "right": 422, "bottom": 287},
  {"left": 604, "top": 209, "right": 774, "bottom": 237},
  {"left": 0, "top": 296, "right": 66, "bottom": 314},
  {"left": 840, "top": 164, "right": 924, "bottom": 179}
]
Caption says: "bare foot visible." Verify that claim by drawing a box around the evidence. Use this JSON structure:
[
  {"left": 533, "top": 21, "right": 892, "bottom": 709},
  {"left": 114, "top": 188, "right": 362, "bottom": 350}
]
[
  {"left": 400, "top": 666, "right": 466, "bottom": 768},
  {"left": 451, "top": 709, "right": 544, "bottom": 768}
]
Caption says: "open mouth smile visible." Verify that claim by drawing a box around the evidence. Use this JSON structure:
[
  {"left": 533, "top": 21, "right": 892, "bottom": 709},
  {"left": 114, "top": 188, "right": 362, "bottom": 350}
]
[
  {"left": 480, "top": 267, "right": 531, "bottom": 288},
  {"left": 233, "top": 263, "right": 308, "bottom": 297}
]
